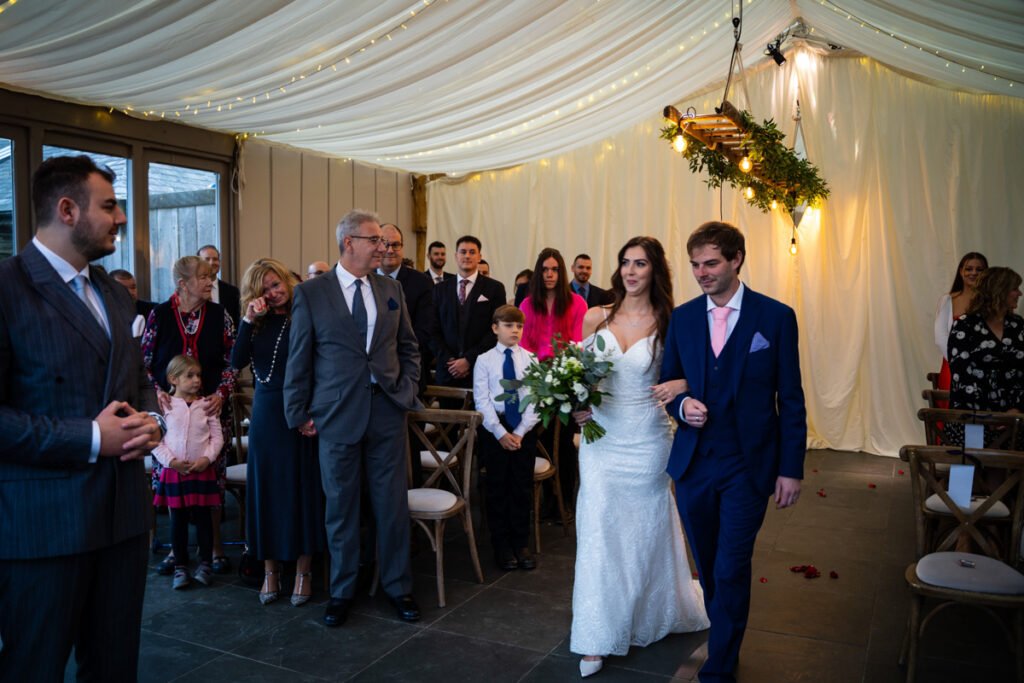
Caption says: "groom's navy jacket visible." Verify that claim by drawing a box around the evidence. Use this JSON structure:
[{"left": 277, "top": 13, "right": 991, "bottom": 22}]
[{"left": 661, "top": 287, "right": 806, "bottom": 495}]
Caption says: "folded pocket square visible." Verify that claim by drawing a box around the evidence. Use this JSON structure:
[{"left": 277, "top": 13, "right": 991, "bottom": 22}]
[
  {"left": 476, "top": 294, "right": 489, "bottom": 302},
  {"left": 750, "top": 332, "right": 770, "bottom": 353},
  {"left": 387, "top": 297, "right": 399, "bottom": 311}
]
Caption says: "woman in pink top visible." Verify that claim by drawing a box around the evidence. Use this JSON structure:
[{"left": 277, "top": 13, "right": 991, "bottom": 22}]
[
  {"left": 520, "top": 248, "right": 588, "bottom": 511},
  {"left": 520, "top": 248, "right": 588, "bottom": 360}
]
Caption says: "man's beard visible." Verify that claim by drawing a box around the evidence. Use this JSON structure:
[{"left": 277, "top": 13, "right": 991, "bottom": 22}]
[{"left": 71, "top": 216, "right": 116, "bottom": 262}]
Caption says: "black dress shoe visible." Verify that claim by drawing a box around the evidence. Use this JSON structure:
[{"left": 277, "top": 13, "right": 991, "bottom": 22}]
[
  {"left": 324, "top": 598, "right": 352, "bottom": 627},
  {"left": 514, "top": 547, "right": 537, "bottom": 570},
  {"left": 496, "top": 549, "right": 519, "bottom": 571},
  {"left": 388, "top": 594, "right": 421, "bottom": 622}
]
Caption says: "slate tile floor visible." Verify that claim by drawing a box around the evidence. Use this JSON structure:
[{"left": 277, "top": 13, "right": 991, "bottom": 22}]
[{"left": 64, "top": 450, "right": 1014, "bottom": 682}]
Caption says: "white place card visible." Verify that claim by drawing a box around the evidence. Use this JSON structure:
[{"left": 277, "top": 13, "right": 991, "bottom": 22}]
[
  {"left": 964, "top": 423, "right": 984, "bottom": 449},
  {"left": 948, "top": 464, "right": 974, "bottom": 509}
]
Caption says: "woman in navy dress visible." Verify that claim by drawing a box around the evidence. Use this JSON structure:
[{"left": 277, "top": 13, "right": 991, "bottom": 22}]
[{"left": 232, "top": 258, "right": 325, "bottom": 606}]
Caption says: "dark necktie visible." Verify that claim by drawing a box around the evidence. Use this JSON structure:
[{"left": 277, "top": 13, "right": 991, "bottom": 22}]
[
  {"left": 458, "top": 278, "right": 469, "bottom": 305},
  {"left": 503, "top": 348, "right": 521, "bottom": 430},
  {"left": 352, "top": 278, "right": 368, "bottom": 341}
]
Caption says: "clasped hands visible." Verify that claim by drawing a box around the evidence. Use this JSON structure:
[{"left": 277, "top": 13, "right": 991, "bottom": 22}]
[
  {"left": 95, "top": 401, "right": 161, "bottom": 461},
  {"left": 445, "top": 357, "right": 471, "bottom": 380},
  {"left": 168, "top": 456, "right": 211, "bottom": 475},
  {"left": 498, "top": 433, "right": 522, "bottom": 450}
]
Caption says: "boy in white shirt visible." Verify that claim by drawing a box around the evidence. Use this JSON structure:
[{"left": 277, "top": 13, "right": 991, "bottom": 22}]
[{"left": 473, "top": 305, "right": 541, "bottom": 571}]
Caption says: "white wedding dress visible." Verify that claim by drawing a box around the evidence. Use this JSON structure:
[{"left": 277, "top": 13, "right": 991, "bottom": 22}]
[{"left": 570, "top": 329, "right": 709, "bottom": 657}]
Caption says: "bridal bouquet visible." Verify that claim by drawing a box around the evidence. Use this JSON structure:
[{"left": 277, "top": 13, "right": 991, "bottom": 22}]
[{"left": 498, "top": 335, "right": 614, "bottom": 444}]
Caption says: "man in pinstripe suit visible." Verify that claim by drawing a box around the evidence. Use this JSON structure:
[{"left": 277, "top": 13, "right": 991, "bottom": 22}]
[{"left": 0, "top": 156, "right": 163, "bottom": 681}]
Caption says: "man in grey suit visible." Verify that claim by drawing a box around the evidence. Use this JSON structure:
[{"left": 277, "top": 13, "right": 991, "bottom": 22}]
[
  {"left": 0, "top": 156, "right": 163, "bottom": 681},
  {"left": 284, "top": 209, "right": 422, "bottom": 627}
]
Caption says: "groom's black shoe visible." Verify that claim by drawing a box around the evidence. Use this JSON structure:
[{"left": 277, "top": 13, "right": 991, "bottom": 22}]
[
  {"left": 496, "top": 549, "right": 519, "bottom": 571},
  {"left": 324, "top": 598, "right": 352, "bottom": 627},
  {"left": 514, "top": 547, "right": 537, "bottom": 570},
  {"left": 388, "top": 594, "right": 421, "bottom": 622}
]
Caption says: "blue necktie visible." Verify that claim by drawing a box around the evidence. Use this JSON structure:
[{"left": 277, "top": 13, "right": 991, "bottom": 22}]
[
  {"left": 352, "top": 278, "right": 368, "bottom": 341},
  {"left": 503, "top": 348, "right": 521, "bottom": 430}
]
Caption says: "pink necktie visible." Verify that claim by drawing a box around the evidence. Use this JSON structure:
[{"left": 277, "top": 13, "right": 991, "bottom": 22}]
[
  {"left": 711, "top": 306, "right": 730, "bottom": 357},
  {"left": 458, "top": 278, "right": 469, "bottom": 305}
]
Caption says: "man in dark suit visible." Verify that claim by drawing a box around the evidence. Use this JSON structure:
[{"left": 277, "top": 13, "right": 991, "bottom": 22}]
[
  {"left": 432, "top": 235, "right": 506, "bottom": 391},
  {"left": 571, "top": 253, "right": 614, "bottom": 308},
  {"left": 284, "top": 209, "right": 422, "bottom": 628},
  {"left": 379, "top": 223, "right": 435, "bottom": 393},
  {"left": 424, "top": 240, "right": 455, "bottom": 285},
  {"left": 0, "top": 155, "right": 163, "bottom": 681},
  {"left": 661, "top": 221, "right": 806, "bottom": 683},
  {"left": 198, "top": 244, "right": 240, "bottom": 325}
]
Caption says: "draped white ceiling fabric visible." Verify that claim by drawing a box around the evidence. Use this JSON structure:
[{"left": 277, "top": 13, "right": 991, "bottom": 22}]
[
  {"left": 429, "top": 51, "right": 1024, "bottom": 456},
  {"left": 0, "top": 0, "right": 1021, "bottom": 173}
]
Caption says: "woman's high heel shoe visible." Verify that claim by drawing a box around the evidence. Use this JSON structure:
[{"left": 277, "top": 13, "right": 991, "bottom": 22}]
[
  {"left": 579, "top": 657, "right": 603, "bottom": 678},
  {"left": 291, "top": 571, "right": 312, "bottom": 607},
  {"left": 259, "top": 570, "right": 280, "bottom": 605}
]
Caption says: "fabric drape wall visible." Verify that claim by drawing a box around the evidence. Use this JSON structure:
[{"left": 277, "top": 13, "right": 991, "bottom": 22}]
[{"left": 428, "top": 53, "right": 1024, "bottom": 456}]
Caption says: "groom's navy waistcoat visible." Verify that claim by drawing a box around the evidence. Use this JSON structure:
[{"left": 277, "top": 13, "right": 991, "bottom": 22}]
[{"left": 697, "top": 331, "right": 741, "bottom": 457}]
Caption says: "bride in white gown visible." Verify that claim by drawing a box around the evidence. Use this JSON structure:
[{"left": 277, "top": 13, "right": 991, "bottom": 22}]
[{"left": 571, "top": 237, "right": 709, "bottom": 678}]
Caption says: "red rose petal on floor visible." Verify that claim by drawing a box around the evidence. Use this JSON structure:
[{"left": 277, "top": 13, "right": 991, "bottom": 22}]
[
  {"left": 692, "top": 572, "right": 699, "bottom": 579},
  {"left": 868, "top": 483, "right": 877, "bottom": 489},
  {"left": 804, "top": 566, "right": 821, "bottom": 579},
  {"left": 898, "top": 469, "right": 905, "bottom": 475},
  {"left": 830, "top": 570, "right": 839, "bottom": 579},
  {"left": 816, "top": 489, "right": 827, "bottom": 497},
  {"left": 759, "top": 577, "right": 768, "bottom": 583},
  {"left": 790, "top": 565, "right": 808, "bottom": 573}
]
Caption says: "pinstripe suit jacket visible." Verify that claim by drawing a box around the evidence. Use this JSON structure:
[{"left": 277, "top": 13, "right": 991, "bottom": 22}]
[{"left": 0, "top": 242, "right": 157, "bottom": 560}]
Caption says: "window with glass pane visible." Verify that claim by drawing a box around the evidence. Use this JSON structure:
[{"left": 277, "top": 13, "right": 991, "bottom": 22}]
[
  {"left": 148, "top": 163, "right": 220, "bottom": 303},
  {"left": 0, "top": 138, "right": 14, "bottom": 258},
  {"left": 41, "top": 146, "right": 132, "bottom": 273}
]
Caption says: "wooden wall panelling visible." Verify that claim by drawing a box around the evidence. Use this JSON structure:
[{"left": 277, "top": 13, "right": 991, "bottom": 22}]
[
  {"left": 395, "top": 172, "right": 415, "bottom": 258},
  {"left": 269, "top": 146, "right": 301, "bottom": 270},
  {"left": 375, "top": 170, "right": 398, "bottom": 226},
  {"left": 353, "top": 162, "right": 376, "bottom": 212},
  {"left": 301, "top": 154, "right": 329, "bottom": 271},
  {"left": 238, "top": 141, "right": 271, "bottom": 273},
  {"left": 327, "top": 157, "right": 354, "bottom": 260}
]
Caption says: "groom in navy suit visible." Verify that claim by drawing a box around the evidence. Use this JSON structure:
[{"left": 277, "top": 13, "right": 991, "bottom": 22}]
[{"left": 661, "top": 221, "right": 806, "bottom": 683}]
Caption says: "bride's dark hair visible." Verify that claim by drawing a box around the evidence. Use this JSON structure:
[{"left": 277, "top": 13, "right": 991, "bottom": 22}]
[{"left": 601, "top": 236, "right": 674, "bottom": 354}]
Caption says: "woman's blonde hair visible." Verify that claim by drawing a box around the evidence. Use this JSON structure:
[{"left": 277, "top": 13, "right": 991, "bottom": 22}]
[
  {"left": 240, "top": 258, "right": 300, "bottom": 321},
  {"left": 967, "top": 267, "right": 1022, "bottom": 320},
  {"left": 173, "top": 255, "right": 212, "bottom": 293},
  {"left": 165, "top": 355, "right": 201, "bottom": 394}
]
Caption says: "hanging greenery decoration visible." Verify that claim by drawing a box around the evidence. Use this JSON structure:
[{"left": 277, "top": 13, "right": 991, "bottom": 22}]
[{"left": 660, "top": 100, "right": 829, "bottom": 213}]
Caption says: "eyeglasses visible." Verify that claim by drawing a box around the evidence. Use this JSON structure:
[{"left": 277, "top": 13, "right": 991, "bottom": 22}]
[
  {"left": 349, "top": 235, "right": 385, "bottom": 247},
  {"left": 383, "top": 241, "right": 403, "bottom": 251}
]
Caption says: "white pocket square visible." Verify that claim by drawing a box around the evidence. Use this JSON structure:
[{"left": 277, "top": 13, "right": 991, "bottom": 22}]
[
  {"left": 476, "top": 294, "right": 489, "bottom": 302},
  {"left": 750, "top": 332, "right": 770, "bottom": 353}
]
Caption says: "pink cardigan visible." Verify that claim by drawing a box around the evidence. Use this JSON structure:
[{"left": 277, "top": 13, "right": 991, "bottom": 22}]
[
  {"left": 152, "top": 396, "right": 224, "bottom": 467},
  {"left": 519, "top": 293, "right": 588, "bottom": 360}
]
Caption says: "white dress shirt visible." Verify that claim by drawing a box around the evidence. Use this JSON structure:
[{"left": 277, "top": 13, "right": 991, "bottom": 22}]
[
  {"left": 210, "top": 279, "right": 220, "bottom": 304},
  {"left": 457, "top": 271, "right": 478, "bottom": 301},
  {"left": 427, "top": 267, "right": 445, "bottom": 284},
  {"left": 33, "top": 236, "right": 111, "bottom": 460},
  {"left": 378, "top": 266, "right": 401, "bottom": 279},
  {"left": 473, "top": 342, "right": 540, "bottom": 440},
  {"left": 335, "top": 262, "right": 377, "bottom": 353},
  {"left": 680, "top": 282, "right": 746, "bottom": 421}
]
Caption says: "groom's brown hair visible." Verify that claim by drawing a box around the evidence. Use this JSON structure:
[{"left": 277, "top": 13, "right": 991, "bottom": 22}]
[{"left": 687, "top": 221, "right": 746, "bottom": 272}]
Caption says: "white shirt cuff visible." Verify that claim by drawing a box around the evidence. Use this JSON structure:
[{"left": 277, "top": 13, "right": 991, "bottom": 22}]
[
  {"left": 89, "top": 420, "right": 101, "bottom": 462},
  {"left": 679, "top": 396, "right": 692, "bottom": 421}
]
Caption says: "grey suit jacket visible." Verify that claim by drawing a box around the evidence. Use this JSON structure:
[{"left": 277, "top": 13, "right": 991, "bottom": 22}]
[
  {"left": 0, "top": 243, "right": 157, "bottom": 560},
  {"left": 283, "top": 270, "right": 421, "bottom": 445}
]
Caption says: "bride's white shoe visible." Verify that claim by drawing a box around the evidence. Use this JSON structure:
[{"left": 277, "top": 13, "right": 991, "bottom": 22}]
[{"left": 579, "top": 657, "right": 604, "bottom": 677}]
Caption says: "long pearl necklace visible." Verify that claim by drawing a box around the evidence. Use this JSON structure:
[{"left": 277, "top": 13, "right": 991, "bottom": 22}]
[{"left": 252, "top": 316, "right": 289, "bottom": 385}]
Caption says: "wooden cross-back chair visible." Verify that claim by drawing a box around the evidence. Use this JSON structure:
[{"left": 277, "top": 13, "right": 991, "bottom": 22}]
[
  {"left": 224, "top": 391, "right": 253, "bottom": 540},
  {"left": 917, "top": 407, "right": 1024, "bottom": 450},
  {"left": 898, "top": 445, "right": 1024, "bottom": 682},
  {"left": 406, "top": 408, "right": 485, "bottom": 607}
]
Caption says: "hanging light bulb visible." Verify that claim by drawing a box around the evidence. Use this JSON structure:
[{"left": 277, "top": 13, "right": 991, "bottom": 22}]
[
  {"left": 770, "top": 199, "right": 778, "bottom": 210},
  {"left": 790, "top": 236, "right": 798, "bottom": 255},
  {"left": 744, "top": 186, "right": 754, "bottom": 200},
  {"left": 672, "top": 133, "right": 687, "bottom": 153},
  {"left": 739, "top": 156, "right": 752, "bottom": 173}
]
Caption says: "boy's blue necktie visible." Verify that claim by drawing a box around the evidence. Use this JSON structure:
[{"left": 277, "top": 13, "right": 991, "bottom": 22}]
[{"left": 503, "top": 348, "right": 521, "bottom": 430}]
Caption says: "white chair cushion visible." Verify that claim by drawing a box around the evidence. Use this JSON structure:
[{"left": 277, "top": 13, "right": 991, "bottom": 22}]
[
  {"left": 916, "top": 551, "right": 1024, "bottom": 595},
  {"left": 225, "top": 463, "right": 247, "bottom": 484},
  {"left": 420, "top": 450, "right": 455, "bottom": 469},
  {"left": 924, "top": 493, "right": 1009, "bottom": 518},
  {"left": 534, "top": 457, "right": 552, "bottom": 475},
  {"left": 144, "top": 455, "right": 154, "bottom": 475},
  {"left": 408, "top": 488, "right": 457, "bottom": 513}
]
